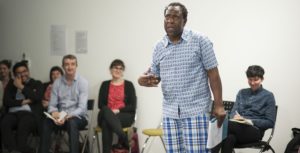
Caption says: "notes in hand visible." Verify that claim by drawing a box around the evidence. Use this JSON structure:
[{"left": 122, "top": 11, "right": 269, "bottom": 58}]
[
  {"left": 44, "top": 111, "right": 67, "bottom": 122},
  {"left": 230, "top": 118, "right": 253, "bottom": 126}
]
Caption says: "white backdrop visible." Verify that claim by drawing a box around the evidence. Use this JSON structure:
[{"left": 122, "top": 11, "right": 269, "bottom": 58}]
[{"left": 1, "top": 0, "right": 300, "bottom": 152}]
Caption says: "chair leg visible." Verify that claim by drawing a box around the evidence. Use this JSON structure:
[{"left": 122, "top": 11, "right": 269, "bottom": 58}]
[
  {"left": 159, "top": 136, "right": 166, "bottom": 152},
  {"left": 141, "top": 136, "right": 151, "bottom": 153},
  {"left": 80, "top": 135, "right": 89, "bottom": 153},
  {"left": 270, "top": 147, "right": 275, "bottom": 153},
  {"left": 95, "top": 131, "right": 101, "bottom": 153}
]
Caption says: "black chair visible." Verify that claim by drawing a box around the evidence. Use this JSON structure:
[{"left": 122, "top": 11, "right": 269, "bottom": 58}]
[
  {"left": 52, "top": 99, "right": 95, "bottom": 153},
  {"left": 222, "top": 101, "right": 278, "bottom": 153},
  {"left": 222, "top": 101, "right": 235, "bottom": 115}
]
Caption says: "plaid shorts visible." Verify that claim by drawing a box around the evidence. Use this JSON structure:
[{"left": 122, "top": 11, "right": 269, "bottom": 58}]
[{"left": 163, "top": 113, "right": 210, "bottom": 153}]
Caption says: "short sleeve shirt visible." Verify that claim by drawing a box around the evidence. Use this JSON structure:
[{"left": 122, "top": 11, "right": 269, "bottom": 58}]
[{"left": 150, "top": 29, "right": 218, "bottom": 119}]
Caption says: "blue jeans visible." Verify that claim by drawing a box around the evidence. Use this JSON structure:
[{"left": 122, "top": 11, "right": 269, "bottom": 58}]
[{"left": 39, "top": 117, "right": 87, "bottom": 153}]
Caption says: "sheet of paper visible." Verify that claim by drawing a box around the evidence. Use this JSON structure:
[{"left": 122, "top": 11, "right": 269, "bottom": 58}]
[
  {"left": 207, "top": 116, "right": 228, "bottom": 149},
  {"left": 50, "top": 25, "right": 66, "bottom": 56},
  {"left": 44, "top": 112, "right": 55, "bottom": 121},
  {"left": 44, "top": 111, "right": 67, "bottom": 122},
  {"left": 230, "top": 118, "right": 253, "bottom": 126},
  {"left": 75, "top": 30, "right": 88, "bottom": 54}
]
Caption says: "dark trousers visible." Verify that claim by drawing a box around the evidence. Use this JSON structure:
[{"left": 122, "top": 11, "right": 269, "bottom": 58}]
[
  {"left": 98, "top": 106, "right": 134, "bottom": 153},
  {"left": 38, "top": 117, "right": 87, "bottom": 153},
  {"left": 211, "top": 121, "right": 262, "bottom": 153},
  {"left": 0, "top": 110, "right": 4, "bottom": 152},
  {"left": 1, "top": 111, "right": 36, "bottom": 153}
]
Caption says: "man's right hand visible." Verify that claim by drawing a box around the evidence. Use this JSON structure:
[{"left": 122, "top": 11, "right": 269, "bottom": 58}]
[
  {"left": 213, "top": 105, "right": 226, "bottom": 128},
  {"left": 51, "top": 111, "right": 60, "bottom": 120},
  {"left": 138, "top": 75, "right": 160, "bottom": 87}
]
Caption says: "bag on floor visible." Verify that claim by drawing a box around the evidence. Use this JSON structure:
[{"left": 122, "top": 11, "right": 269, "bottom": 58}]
[{"left": 111, "top": 143, "right": 129, "bottom": 153}]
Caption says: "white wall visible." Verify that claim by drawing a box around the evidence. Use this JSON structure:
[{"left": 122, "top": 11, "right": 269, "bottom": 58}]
[{"left": 1, "top": 0, "right": 300, "bottom": 152}]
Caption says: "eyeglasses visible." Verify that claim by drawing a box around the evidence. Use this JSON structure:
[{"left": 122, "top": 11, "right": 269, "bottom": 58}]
[
  {"left": 112, "top": 66, "right": 124, "bottom": 71},
  {"left": 15, "top": 69, "right": 28, "bottom": 76}
]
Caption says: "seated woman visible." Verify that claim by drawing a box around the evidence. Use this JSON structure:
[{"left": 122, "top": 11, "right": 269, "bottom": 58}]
[
  {"left": 42, "top": 66, "right": 63, "bottom": 110},
  {"left": 97, "top": 59, "right": 137, "bottom": 153},
  {"left": 0, "top": 59, "right": 12, "bottom": 112},
  {"left": 212, "top": 65, "right": 276, "bottom": 153},
  {"left": 0, "top": 59, "right": 12, "bottom": 151}
]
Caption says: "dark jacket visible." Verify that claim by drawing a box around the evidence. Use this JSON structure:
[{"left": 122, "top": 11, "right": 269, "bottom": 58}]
[
  {"left": 98, "top": 80, "right": 136, "bottom": 115},
  {"left": 3, "top": 78, "right": 44, "bottom": 132}
]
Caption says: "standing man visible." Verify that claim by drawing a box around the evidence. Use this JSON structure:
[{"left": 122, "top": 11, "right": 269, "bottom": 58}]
[
  {"left": 2, "top": 61, "right": 44, "bottom": 153},
  {"left": 138, "top": 2, "right": 226, "bottom": 153},
  {"left": 39, "top": 54, "right": 88, "bottom": 153}
]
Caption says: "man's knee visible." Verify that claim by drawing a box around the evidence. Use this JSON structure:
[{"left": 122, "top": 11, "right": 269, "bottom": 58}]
[
  {"left": 66, "top": 118, "right": 79, "bottom": 131},
  {"left": 224, "top": 134, "right": 237, "bottom": 145}
]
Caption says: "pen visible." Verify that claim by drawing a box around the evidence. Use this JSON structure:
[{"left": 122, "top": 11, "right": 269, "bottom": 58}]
[{"left": 235, "top": 110, "right": 240, "bottom": 116}]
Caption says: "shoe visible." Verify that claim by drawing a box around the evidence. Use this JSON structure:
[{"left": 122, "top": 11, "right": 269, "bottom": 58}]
[
  {"left": 21, "top": 147, "right": 35, "bottom": 153},
  {"left": 119, "top": 135, "right": 129, "bottom": 150}
]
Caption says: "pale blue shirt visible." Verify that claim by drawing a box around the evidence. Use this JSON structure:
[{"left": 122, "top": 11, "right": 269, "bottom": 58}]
[
  {"left": 48, "top": 73, "right": 88, "bottom": 120},
  {"left": 150, "top": 29, "right": 218, "bottom": 119}
]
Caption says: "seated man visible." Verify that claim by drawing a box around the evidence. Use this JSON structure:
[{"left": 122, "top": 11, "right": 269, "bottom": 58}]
[
  {"left": 1, "top": 61, "right": 43, "bottom": 153},
  {"left": 39, "top": 54, "right": 88, "bottom": 153},
  {"left": 212, "top": 65, "right": 276, "bottom": 153}
]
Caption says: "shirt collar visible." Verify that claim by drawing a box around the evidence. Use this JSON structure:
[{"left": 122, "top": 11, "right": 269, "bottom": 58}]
[
  {"left": 62, "top": 73, "right": 78, "bottom": 84},
  {"left": 163, "top": 29, "right": 189, "bottom": 48},
  {"left": 250, "top": 85, "right": 263, "bottom": 95}
]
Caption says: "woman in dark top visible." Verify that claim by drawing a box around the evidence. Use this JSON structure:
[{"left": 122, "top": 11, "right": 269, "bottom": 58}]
[
  {"left": 42, "top": 66, "right": 63, "bottom": 110},
  {"left": 0, "top": 59, "right": 12, "bottom": 151},
  {"left": 97, "top": 59, "right": 137, "bottom": 153}
]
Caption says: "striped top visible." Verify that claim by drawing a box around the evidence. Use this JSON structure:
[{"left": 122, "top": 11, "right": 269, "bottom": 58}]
[{"left": 150, "top": 29, "right": 218, "bottom": 119}]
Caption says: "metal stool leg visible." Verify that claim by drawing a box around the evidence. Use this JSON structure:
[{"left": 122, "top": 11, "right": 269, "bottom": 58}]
[
  {"left": 159, "top": 136, "right": 166, "bottom": 152},
  {"left": 96, "top": 131, "right": 101, "bottom": 153},
  {"left": 141, "top": 136, "right": 151, "bottom": 153}
]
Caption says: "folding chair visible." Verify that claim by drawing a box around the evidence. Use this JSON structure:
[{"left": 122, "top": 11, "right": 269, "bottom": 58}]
[
  {"left": 222, "top": 101, "right": 235, "bottom": 115},
  {"left": 91, "top": 114, "right": 137, "bottom": 153},
  {"left": 80, "top": 99, "right": 95, "bottom": 153},
  {"left": 140, "top": 121, "right": 166, "bottom": 153},
  {"left": 52, "top": 99, "right": 95, "bottom": 153},
  {"left": 234, "top": 105, "right": 278, "bottom": 153},
  {"left": 221, "top": 100, "right": 278, "bottom": 153}
]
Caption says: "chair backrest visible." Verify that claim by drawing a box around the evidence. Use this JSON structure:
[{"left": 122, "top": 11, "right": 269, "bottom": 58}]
[
  {"left": 86, "top": 99, "right": 95, "bottom": 129},
  {"left": 223, "top": 101, "right": 235, "bottom": 114},
  {"left": 211, "top": 100, "right": 235, "bottom": 117},
  {"left": 265, "top": 105, "right": 278, "bottom": 144},
  {"left": 87, "top": 99, "right": 95, "bottom": 111},
  {"left": 234, "top": 105, "right": 278, "bottom": 153}
]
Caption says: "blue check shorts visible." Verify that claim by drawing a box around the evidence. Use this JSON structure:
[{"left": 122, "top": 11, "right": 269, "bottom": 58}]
[{"left": 163, "top": 113, "right": 210, "bottom": 153}]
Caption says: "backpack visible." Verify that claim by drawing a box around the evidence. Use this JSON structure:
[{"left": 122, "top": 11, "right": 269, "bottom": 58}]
[
  {"left": 111, "top": 143, "right": 129, "bottom": 153},
  {"left": 284, "top": 128, "right": 300, "bottom": 153}
]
